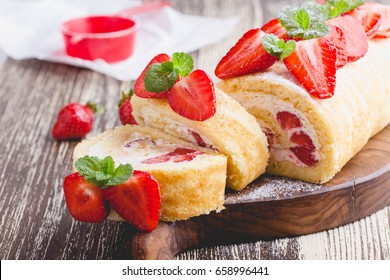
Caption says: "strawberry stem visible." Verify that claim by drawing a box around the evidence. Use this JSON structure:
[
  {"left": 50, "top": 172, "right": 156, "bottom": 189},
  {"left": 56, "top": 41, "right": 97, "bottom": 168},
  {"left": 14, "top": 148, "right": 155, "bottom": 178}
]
[{"left": 86, "top": 101, "right": 105, "bottom": 114}]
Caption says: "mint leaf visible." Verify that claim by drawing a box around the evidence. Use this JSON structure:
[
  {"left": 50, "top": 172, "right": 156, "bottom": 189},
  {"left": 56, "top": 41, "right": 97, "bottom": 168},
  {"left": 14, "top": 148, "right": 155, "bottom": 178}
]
[
  {"left": 262, "top": 34, "right": 296, "bottom": 60},
  {"left": 278, "top": 3, "right": 330, "bottom": 39},
  {"left": 278, "top": 6, "right": 300, "bottom": 30},
  {"left": 75, "top": 156, "right": 101, "bottom": 185},
  {"left": 99, "top": 156, "right": 115, "bottom": 175},
  {"left": 106, "top": 164, "right": 133, "bottom": 186},
  {"left": 294, "top": 8, "right": 311, "bottom": 30},
  {"left": 328, "top": 0, "right": 349, "bottom": 18},
  {"left": 280, "top": 40, "right": 296, "bottom": 60},
  {"left": 172, "top": 52, "right": 194, "bottom": 77},
  {"left": 74, "top": 155, "right": 134, "bottom": 188},
  {"left": 302, "top": 1, "right": 330, "bottom": 22},
  {"left": 303, "top": 21, "right": 331, "bottom": 39},
  {"left": 144, "top": 63, "right": 178, "bottom": 93},
  {"left": 326, "top": 0, "right": 365, "bottom": 18}
]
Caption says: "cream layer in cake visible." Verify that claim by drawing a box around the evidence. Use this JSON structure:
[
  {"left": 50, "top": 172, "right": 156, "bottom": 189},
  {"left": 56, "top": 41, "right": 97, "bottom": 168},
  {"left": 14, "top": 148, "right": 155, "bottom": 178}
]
[
  {"left": 73, "top": 125, "right": 227, "bottom": 221},
  {"left": 218, "top": 39, "right": 390, "bottom": 183},
  {"left": 130, "top": 88, "right": 269, "bottom": 191}
]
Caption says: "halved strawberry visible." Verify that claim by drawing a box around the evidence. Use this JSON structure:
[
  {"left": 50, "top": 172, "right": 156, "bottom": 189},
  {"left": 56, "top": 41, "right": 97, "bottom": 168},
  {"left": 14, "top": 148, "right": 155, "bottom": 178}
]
[
  {"left": 134, "top": 54, "right": 171, "bottom": 99},
  {"left": 327, "top": 15, "right": 368, "bottom": 62},
  {"left": 105, "top": 170, "right": 160, "bottom": 232},
  {"left": 290, "top": 146, "right": 318, "bottom": 167},
  {"left": 63, "top": 172, "right": 110, "bottom": 223},
  {"left": 290, "top": 131, "right": 318, "bottom": 166},
  {"left": 215, "top": 29, "right": 278, "bottom": 79},
  {"left": 373, "top": 4, "right": 390, "bottom": 38},
  {"left": 290, "top": 131, "right": 315, "bottom": 149},
  {"left": 283, "top": 38, "right": 337, "bottom": 99},
  {"left": 141, "top": 148, "right": 203, "bottom": 164},
  {"left": 261, "top": 18, "right": 288, "bottom": 40},
  {"left": 168, "top": 69, "right": 216, "bottom": 121},
  {"left": 348, "top": 3, "right": 383, "bottom": 39},
  {"left": 276, "top": 111, "right": 302, "bottom": 131},
  {"left": 324, "top": 25, "right": 348, "bottom": 69}
]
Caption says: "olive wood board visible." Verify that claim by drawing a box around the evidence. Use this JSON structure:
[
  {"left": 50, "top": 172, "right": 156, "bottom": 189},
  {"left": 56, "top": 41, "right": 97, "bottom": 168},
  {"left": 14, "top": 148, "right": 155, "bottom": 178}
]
[{"left": 131, "top": 125, "right": 390, "bottom": 260}]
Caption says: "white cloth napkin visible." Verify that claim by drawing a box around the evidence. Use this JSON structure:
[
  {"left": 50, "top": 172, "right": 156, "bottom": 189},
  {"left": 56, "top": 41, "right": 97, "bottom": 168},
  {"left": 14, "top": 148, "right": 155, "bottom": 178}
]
[{"left": 0, "top": 0, "right": 238, "bottom": 80}]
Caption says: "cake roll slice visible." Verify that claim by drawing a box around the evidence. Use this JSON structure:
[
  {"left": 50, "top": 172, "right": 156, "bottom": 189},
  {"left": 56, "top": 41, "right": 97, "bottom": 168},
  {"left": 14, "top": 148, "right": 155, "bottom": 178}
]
[
  {"left": 130, "top": 88, "right": 269, "bottom": 191},
  {"left": 218, "top": 39, "right": 390, "bottom": 183},
  {"left": 73, "top": 125, "right": 227, "bottom": 221}
]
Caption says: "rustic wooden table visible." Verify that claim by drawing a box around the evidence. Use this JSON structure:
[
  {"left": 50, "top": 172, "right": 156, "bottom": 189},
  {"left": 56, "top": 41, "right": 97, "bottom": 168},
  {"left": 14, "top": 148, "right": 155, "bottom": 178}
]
[{"left": 1, "top": 0, "right": 390, "bottom": 260}]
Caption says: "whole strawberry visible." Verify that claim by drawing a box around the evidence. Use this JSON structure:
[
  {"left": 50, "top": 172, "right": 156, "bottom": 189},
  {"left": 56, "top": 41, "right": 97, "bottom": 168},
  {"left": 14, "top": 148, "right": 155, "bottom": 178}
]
[
  {"left": 119, "top": 90, "right": 138, "bottom": 125},
  {"left": 52, "top": 101, "right": 103, "bottom": 141}
]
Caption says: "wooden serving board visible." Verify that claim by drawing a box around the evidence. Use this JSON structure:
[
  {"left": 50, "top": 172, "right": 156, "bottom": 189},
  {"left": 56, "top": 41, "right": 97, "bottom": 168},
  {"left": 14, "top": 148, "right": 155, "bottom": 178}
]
[{"left": 131, "top": 125, "right": 390, "bottom": 260}]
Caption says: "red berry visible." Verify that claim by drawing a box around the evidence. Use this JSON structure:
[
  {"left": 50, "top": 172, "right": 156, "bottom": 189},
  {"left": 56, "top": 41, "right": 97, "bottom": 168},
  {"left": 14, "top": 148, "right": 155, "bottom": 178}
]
[
  {"left": 276, "top": 111, "right": 302, "bottom": 131},
  {"left": 134, "top": 54, "right": 171, "bottom": 99},
  {"left": 118, "top": 90, "right": 137, "bottom": 125},
  {"left": 323, "top": 25, "right": 348, "bottom": 69},
  {"left": 52, "top": 102, "right": 99, "bottom": 141},
  {"left": 63, "top": 172, "right": 110, "bottom": 223},
  {"left": 105, "top": 170, "right": 161, "bottom": 232},
  {"left": 290, "top": 146, "right": 318, "bottom": 167},
  {"left": 327, "top": 15, "right": 368, "bottom": 63},
  {"left": 215, "top": 29, "right": 278, "bottom": 79},
  {"left": 261, "top": 18, "right": 288, "bottom": 40},
  {"left": 290, "top": 131, "right": 315, "bottom": 149},
  {"left": 283, "top": 38, "right": 337, "bottom": 99},
  {"left": 372, "top": 3, "right": 390, "bottom": 38},
  {"left": 168, "top": 69, "right": 216, "bottom": 121},
  {"left": 141, "top": 147, "right": 203, "bottom": 164},
  {"left": 348, "top": 3, "right": 383, "bottom": 39}
]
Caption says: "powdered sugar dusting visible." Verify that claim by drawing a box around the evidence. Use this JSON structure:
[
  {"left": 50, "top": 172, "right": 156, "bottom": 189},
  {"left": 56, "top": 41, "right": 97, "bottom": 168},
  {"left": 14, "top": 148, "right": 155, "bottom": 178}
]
[{"left": 225, "top": 175, "right": 325, "bottom": 204}]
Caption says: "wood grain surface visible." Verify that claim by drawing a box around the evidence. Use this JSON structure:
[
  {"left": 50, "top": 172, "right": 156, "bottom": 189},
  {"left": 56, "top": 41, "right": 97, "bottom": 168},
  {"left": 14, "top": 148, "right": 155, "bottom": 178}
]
[{"left": 1, "top": 0, "right": 389, "bottom": 260}]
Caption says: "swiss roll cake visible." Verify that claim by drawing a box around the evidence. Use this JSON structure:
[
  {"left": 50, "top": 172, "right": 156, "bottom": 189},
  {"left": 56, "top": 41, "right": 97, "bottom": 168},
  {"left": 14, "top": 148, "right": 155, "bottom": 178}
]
[
  {"left": 130, "top": 88, "right": 269, "bottom": 191},
  {"left": 73, "top": 125, "right": 227, "bottom": 221},
  {"left": 218, "top": 38, "right": 390, "bottom": 183}
]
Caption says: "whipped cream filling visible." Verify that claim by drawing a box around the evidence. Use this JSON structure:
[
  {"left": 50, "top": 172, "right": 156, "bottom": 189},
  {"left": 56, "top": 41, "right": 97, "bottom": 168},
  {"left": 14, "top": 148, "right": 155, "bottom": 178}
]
[
  {"left": 87, "top": 132, "right": 202, "bottom": 166},
  {"left": 139, "top": 106, "right": 215, "bottom": 149}
]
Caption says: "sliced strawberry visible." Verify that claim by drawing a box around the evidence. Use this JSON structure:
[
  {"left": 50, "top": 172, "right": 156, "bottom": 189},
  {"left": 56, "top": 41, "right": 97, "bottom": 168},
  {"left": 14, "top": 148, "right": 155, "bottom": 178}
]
[
  {"left": 105, "top": 170, "right": 160, "bottom": 232},
  {"left": 323, "top": 25, "right": 348, "bottom": 69},
  {"left": 348, "top": 3, "right": 383, "bottom": 39},
  {"left": 134, "top": 53, "right": 171, "bottom": 99},
  {"left": 141, "top": 148, "right": 203, "bottom": 164},
  {"left": 261, "top": 18, "right": 288, "bottom": 40},
  {"left": 168, "top": 69, "right": 216, "bottom": 121},
  {"left": 215, "top": 29, "right": 278, "bottom": 79},
  {"left": 290, "top": 146, "right": 318, "bottom": 167},
  {"left": 63, "top": 172, "right": 109, "bottom": 223},
  {"left": 290, "top": 131, "right": 315, "bottom": 149},
  {"left": 262, "top": 127, "right": 275, "bottom": 147},
  {"left": 283, "top": 38, "right": 337, "bottom": 99},
  {"left": 373, "top": 4, "right": 390, "bottom": 38},
  {"left": 188, "top": 129, "right": 208, "bottom": 148},
  {"left": 327, "top": 15, "right": 368, "bottom": 62},
  {"left": 276, "top": 111, "right": 302, "bottom": 131}
]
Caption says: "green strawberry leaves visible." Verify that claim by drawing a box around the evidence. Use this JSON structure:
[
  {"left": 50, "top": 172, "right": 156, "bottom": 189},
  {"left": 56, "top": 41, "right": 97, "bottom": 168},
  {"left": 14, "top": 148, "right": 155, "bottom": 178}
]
[
  {"left": 144, "top": 52, "right": 194, "bottom": 93},
  {"left": 75, "top": 155, "right": 133, "bottom": 188}
]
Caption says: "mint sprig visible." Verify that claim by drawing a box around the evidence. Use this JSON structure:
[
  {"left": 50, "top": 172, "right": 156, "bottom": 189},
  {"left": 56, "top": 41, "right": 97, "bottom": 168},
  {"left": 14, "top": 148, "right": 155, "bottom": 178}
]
[
  {"left": 262, "top": 34, "right": 296, "bottom": 60},
  {"left": 144, "top": 52, "right": 194, "bottom": 93},
  {"left": 278, "top": 5, "right": 331, "bottom": 39},
  {"left": 75, "top": 155, "right": 133, "bottom": 188}
]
